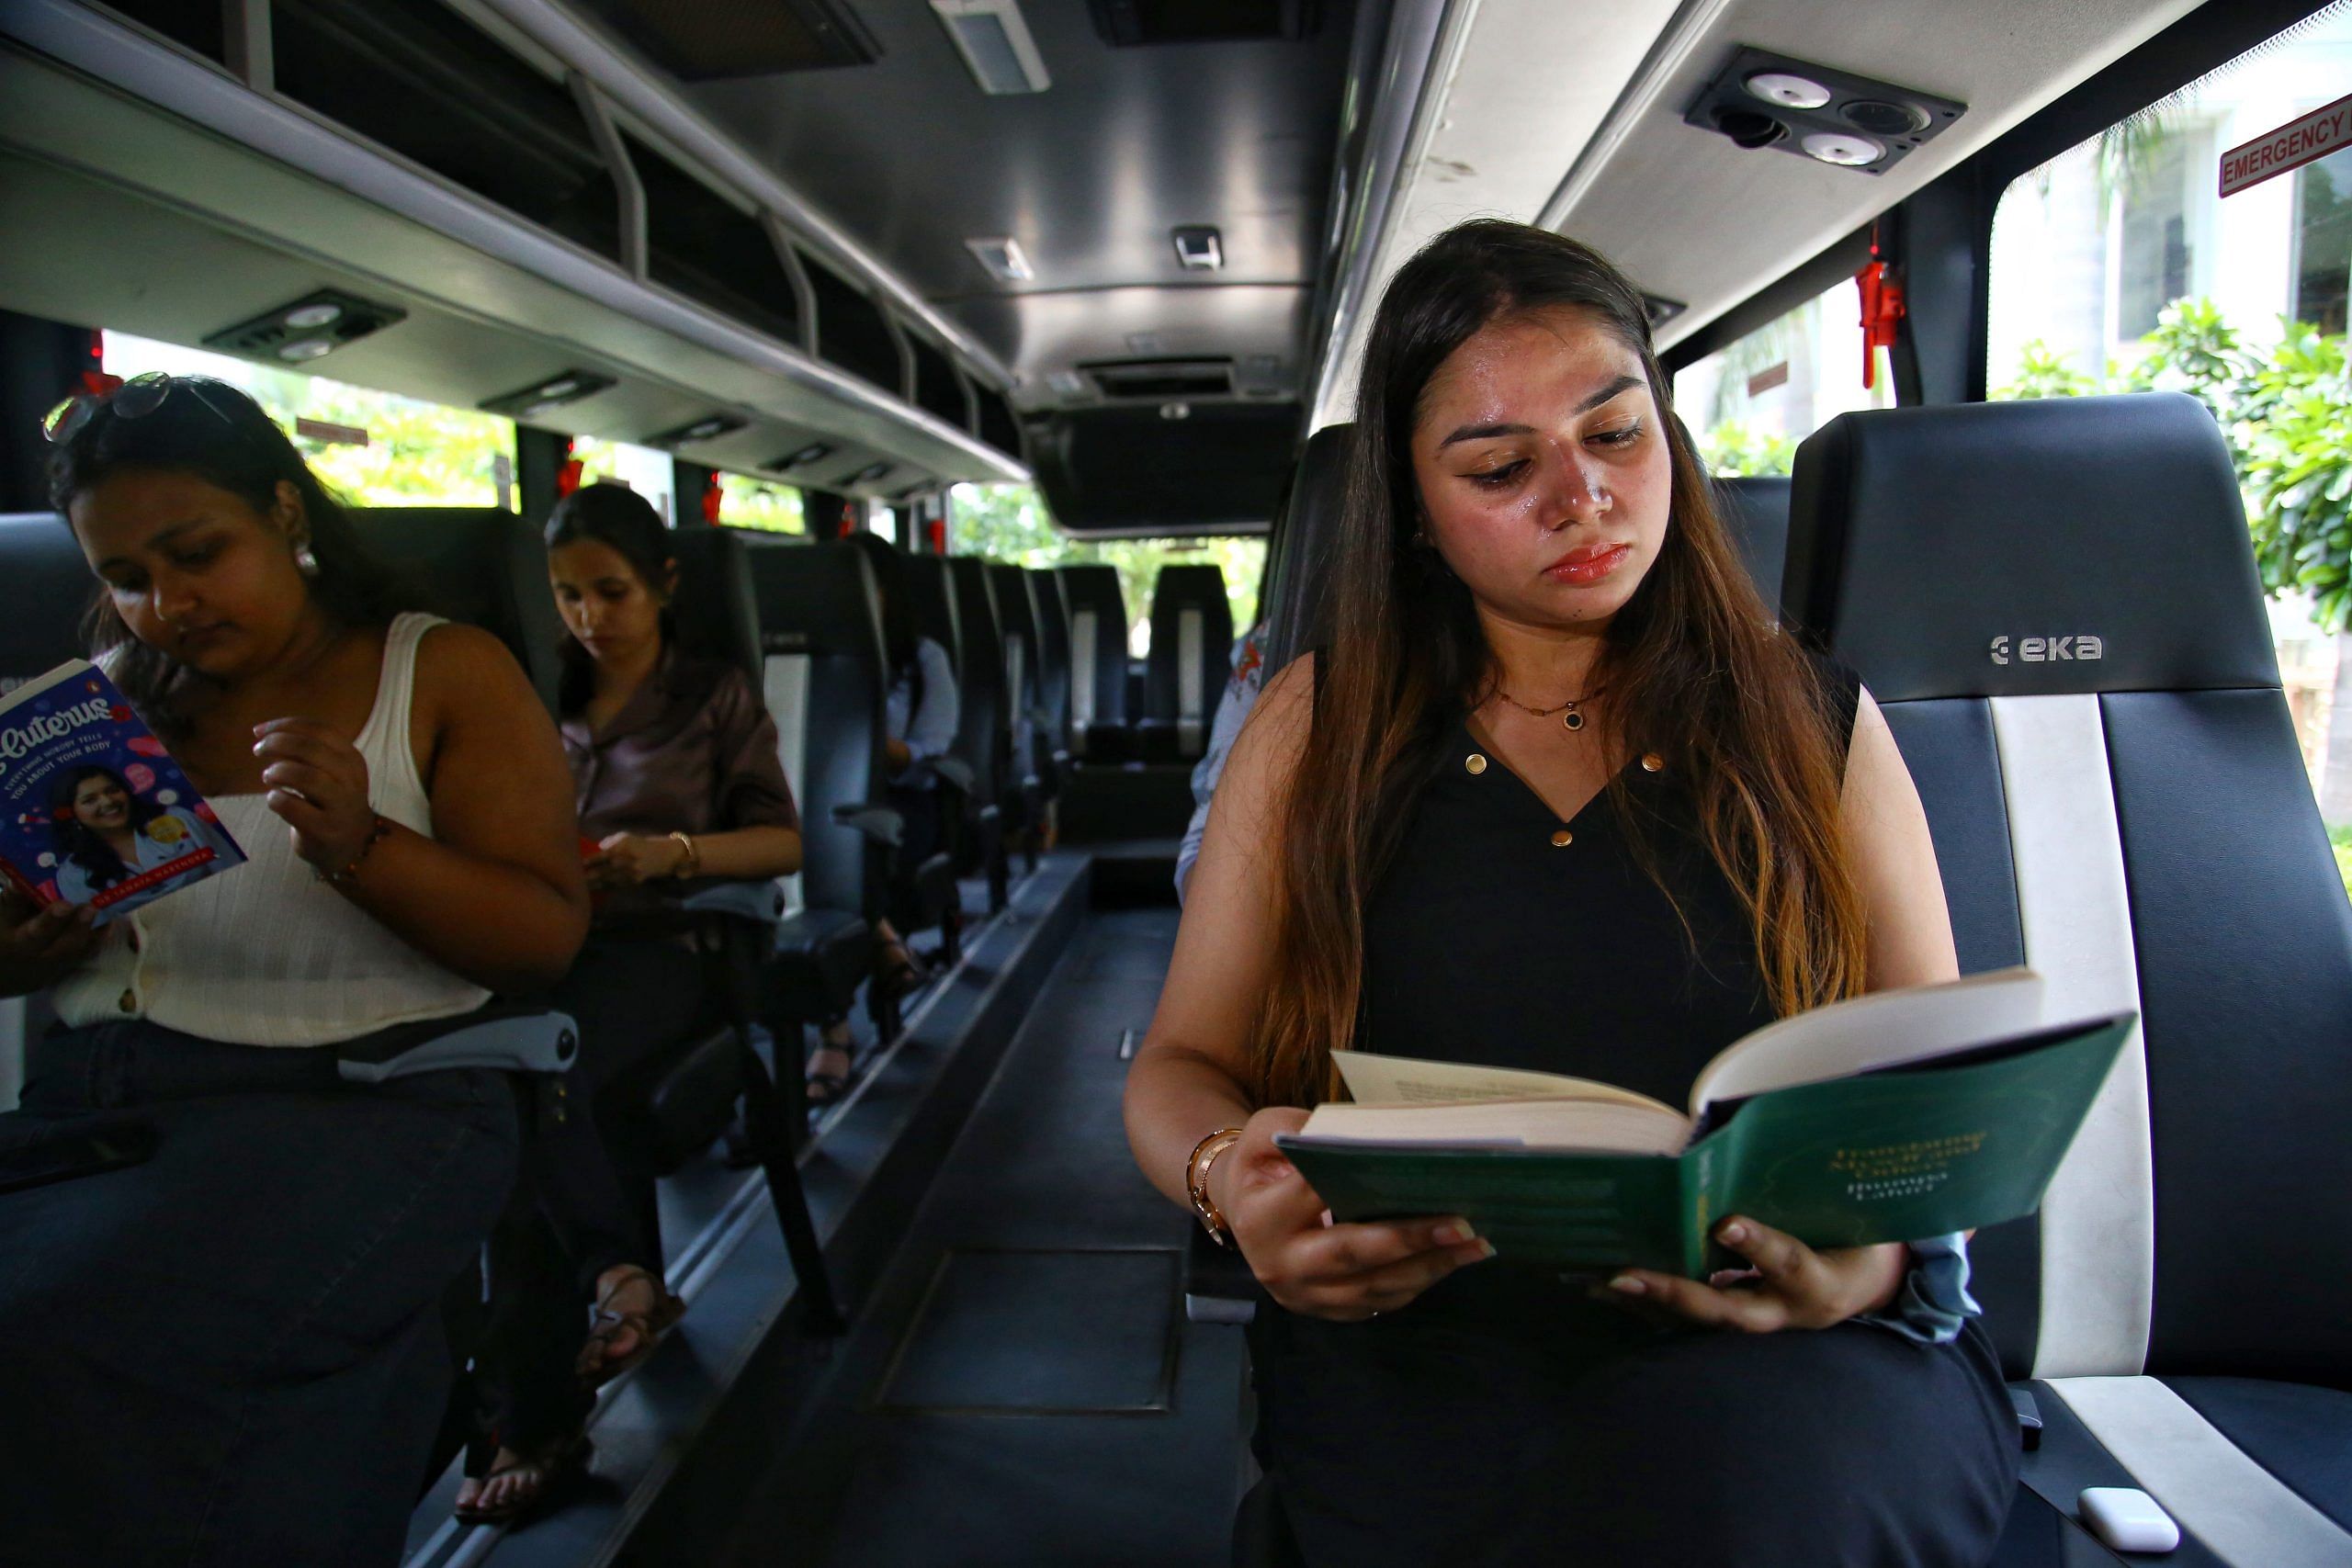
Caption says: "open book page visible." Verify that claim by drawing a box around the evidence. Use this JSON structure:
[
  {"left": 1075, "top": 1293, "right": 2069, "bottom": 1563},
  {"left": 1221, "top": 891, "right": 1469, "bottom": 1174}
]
[
  {"left": 1686, "top": 967, "right": 2046, "bottom": 1118},
  {"left": 1335, "top": 1050, "right": 1680, "bottom": 1116},
  {"left": 1293, "top": 1097, "right": 1693, "bottom": 1156}
]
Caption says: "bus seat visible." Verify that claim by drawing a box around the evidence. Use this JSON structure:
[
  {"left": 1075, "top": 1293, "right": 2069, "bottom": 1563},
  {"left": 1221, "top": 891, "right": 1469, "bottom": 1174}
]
[
  {"left": 0, "top": 513, "right": 90, "bottom": 686},
  {"left": 345, "top": 507, "right": 567, "bottom": 715},
  {"left": 1057, "top": 563, "right": 1134, "bottom": 760},
  {"left": 1711, "top": 476, "right": 1792, "bottom": 617},
  {"left": 1027, "top": 566, "right": 1075, "bottom": 772},
  {"left": 989, "top": 561, "right": 1062, "bottom": 870},
  {"left": 905, "top": 554, "right": 998, "bottom": 900},
  {"left": 1141, "top": 564, "right": 1234, "bottom": 761},
  {"left": 1785, "top": 392, "right": 2352, "bottom": 1563},
  {"left": 948, "top": 557, "right": 1016, "bottom": 910},
  {"left": 1259, "top": 424, "right": 1351, "bottom": 680}
]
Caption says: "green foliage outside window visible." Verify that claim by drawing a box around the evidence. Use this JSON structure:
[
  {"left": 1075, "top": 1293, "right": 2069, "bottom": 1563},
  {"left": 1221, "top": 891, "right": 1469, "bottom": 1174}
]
[
  {"left": 1695, "top": 420, "right": 1797, "bottom": 478},
  {"left": 1994, "top": 299, "right": 2352, "bottom": 629},
  {"left": 949, "top": 484, "right": 1266, "bottom": 651}
]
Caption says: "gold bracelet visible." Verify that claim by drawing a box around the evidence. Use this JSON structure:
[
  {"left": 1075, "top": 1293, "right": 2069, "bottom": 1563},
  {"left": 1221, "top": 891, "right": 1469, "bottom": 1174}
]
[
  {"left": 1186, "top": 1126, "right": 1246, "bottom": 1247},
  {"left": 668, "top": 830, "right": 701, "bottom": 878}
]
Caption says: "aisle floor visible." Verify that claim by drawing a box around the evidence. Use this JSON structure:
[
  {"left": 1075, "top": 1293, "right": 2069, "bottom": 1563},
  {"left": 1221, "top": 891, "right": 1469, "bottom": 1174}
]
[{"left": 748, "top": 904, "right": 1245, "bottom": 1568}]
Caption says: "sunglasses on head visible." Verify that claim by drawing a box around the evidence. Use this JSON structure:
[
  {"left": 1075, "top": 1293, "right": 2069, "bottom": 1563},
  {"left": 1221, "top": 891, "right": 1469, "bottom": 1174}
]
[{"left": 41, "top": 372, "right": 241, "bottom": 448}]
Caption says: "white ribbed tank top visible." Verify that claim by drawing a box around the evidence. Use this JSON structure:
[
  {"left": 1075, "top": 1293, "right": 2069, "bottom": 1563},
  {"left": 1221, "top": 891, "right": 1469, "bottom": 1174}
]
[{"left": 56, "top": 613, "right": 493, "bottom": 1046}]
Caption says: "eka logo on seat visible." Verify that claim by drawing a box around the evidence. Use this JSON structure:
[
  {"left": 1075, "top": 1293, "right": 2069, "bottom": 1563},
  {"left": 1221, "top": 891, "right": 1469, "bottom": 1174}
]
[{"left": 1990, "top": 635, "right": 2105, "bottom": 666}]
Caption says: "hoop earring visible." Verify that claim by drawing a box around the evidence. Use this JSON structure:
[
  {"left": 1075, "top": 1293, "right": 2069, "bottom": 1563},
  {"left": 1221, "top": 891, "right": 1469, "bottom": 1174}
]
[{"left": 293, "top": 542, "right": 322, "bottom": 579}]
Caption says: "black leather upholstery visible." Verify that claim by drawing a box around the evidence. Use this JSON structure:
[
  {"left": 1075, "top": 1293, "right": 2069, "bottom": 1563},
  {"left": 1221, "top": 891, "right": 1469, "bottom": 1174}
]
[
  {"left": 347, "top": 508, "right": 567, "bottom": 714},
  {"left": 1141, "top": 563, "right": 1233, "bottom": 761},
  {"left": 1785, "top": 394, "right": 2275, "bottom": 701},
  {"left": 0, "top": 513, "right": 92, "bottom": 682},
  {"left": 904, "top": 554, "right": 964, "bottom": 672},
  {"left": 1787, "top": 391, "right": 2352, "bottom": 1546},
  {"left": 1260, "top": 424, "right": 1351, "bottom": 679},
  {"left": 1713, "top": 476, "right": 1792, "bottom": 615},
  {"left": 947, "top": 558, "right": 1011, "bottom": 807},
  {"left": 1026, "top": 566, "right": 1073, "bottom": 763},
  {"left": 988, "top": 561, "right": 1045, "bottom": 786}
]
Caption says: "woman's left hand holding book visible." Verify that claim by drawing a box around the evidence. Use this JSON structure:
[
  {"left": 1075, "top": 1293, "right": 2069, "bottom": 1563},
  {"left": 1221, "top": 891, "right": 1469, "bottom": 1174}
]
[
  {"left": 0, "top": 889, "right": 98, "bottom": 998},
  {"left": 251, "top": 716, "right": 380, "bottom": 880}
]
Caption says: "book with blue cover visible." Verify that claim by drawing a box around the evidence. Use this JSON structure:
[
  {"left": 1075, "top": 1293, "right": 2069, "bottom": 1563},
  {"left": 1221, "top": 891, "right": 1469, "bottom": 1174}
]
[{"left": 0, "top": 660, "right": 244, "bottom": 924}]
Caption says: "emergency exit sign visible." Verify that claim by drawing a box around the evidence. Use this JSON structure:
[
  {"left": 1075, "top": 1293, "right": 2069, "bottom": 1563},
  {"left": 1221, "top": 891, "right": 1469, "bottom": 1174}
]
[{"left": 2220, "top": 93, "right": 2352, "bottom": 198}]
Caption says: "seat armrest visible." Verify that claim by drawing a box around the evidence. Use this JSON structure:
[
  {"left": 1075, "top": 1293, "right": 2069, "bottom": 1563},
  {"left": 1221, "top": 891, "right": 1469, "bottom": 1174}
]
[
  {"left": 929, "top": 756, "right": 977, "bottom": 794},
  {"left": 680, "top": 879, "right": 785, "bottom": 926},
  {"left": 334, "top": 1004, "right": 579, "bottom": 1083},
  {"left": 831, "top": 804, "right": 905, "bottom": 845}
]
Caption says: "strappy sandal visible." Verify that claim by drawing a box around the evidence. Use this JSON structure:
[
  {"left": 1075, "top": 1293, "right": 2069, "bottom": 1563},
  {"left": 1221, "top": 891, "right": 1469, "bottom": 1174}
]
[
  {"left": 876, "top": 940, "right": 928, "bottom": 999},
  {"left": 804, "top": 1037, "right": 855, "bottom": 1109},
  {"left": 453, "top": 1427, "right": 590, "bottom": 1527},
  {"left": 573, "top": 1265, "right": 685, "bottom": 1389}
]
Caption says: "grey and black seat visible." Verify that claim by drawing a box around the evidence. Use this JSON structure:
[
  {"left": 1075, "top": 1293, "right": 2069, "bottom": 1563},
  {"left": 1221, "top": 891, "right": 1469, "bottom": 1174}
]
[
  {"left": 611, "top": 525, "right": 843, "bottom": 1327},
  {"left": 1027, "top": 566, "right": 1075, "bottom": 785},
  {"left": 1138, "top": 564, "right": 1233, "bottom": 762},
  {"left": 988, "top": 561, "right": 1054, "bottom": 869},
  {"left": 900, "top": 553, "right": 982, "bottom": 955},
  {"left": 1782, "top": 392, "right": 2352, "bottom": 1565},
  {"left": 1058, "top": 563, "right": 1134, "bottom": 761},
  {"left": 946, "top": 556, "right": 1015, "bottom": 910},
  {"left": 1712, "top": 476, "right": 1792, "bottom": 616}
]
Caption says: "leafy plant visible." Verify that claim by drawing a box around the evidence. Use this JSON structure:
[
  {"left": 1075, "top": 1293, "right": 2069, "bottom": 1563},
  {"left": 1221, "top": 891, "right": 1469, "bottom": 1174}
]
[
  {"left": 1695, "top": 420, "right": 1798, "bottom": 478},
  {"left": 1995, "top": 301, "right": 2352, "bottom": 629}
]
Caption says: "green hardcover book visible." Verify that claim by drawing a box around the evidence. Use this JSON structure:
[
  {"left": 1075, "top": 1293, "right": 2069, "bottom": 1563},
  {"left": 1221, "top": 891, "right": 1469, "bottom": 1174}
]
[{"left": 1272, "top": 968, "right": 2132, "bottom": 1277}]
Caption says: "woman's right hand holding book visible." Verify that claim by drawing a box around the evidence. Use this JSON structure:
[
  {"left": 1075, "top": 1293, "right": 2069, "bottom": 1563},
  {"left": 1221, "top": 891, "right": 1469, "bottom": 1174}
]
[
  {"left": 0, "top": 891, "right": 98, "bottom": 998},
  {"left": 1214, "top": 1108, "right": 1496, "bottom": 1322}
]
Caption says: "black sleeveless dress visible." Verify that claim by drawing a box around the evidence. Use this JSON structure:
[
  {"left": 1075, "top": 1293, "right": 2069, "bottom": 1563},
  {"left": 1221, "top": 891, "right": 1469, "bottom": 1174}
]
[{"left": 1244, "top": 672, "right": 2019, "bottom": 1568}]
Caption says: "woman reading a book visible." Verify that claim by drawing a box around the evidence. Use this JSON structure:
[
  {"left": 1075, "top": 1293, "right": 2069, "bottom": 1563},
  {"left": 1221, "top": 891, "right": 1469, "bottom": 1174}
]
[
  {"left": 1124, "top": 220, "right": 2017, "bottom": 1566},
  {"left": 448, "top": 480, "right": 803, "bottom": 1523},
  {"left": 0, "top": 374, "right": 590, "bottom": 1564}
]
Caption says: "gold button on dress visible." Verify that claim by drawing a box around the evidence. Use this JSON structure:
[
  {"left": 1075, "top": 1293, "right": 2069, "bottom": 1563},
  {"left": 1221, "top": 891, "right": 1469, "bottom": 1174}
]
[
  {"left": 1465, "top": 753, "right": 1488, "bottom": 775},
  {"left": 1550, "top": 829, "right": 1574, "bottom": 848}
]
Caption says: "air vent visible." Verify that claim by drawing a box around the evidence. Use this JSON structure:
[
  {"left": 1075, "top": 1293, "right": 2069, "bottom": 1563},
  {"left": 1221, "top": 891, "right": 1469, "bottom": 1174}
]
[
  {"left": 844, "top": 461, "right": 894, "bottom": 487},
  {"left": 1082, "top": 357, "right": 1235, "bottom": 400},
  {"left": 1089, "top": 0, "right": 1321, "bottom": 46},
  {"left": 567, "top": 0, "right": 880, "bottom": 78},
  {"left": 1683, "top": 48, "right": 1963, "bottom": 176},
  {"left": 769, "top": 442, "right": 834, "bottom": 472},
  {"left": 202, "top": 288, "right": 406, "bottom": 363}
]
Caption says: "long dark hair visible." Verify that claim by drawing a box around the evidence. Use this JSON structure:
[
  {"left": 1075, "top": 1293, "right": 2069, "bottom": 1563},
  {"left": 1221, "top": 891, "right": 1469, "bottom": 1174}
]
[
  {"left": 1250, "top": 220, "right": 1866, "bottom": 1109},
  {"left": 842, "top": 529, "right": 923, "bottom": 709},
  {"left": 50, "top": 764, "right": 166, "bottom": 892},
  {"left": 46, "top": 377, "right": 414, "bottom": 739},
  {"left": 544, "top": 481, "right": 676, "bottom": 716}
]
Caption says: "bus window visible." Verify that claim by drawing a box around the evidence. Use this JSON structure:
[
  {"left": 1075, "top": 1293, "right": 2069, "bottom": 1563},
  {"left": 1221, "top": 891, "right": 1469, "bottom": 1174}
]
[
  {"left": 1986, "top": 2, "right": 2352, "bottom": 821},
  {"left": 569, "top": 434, "right": 679, "bottom": 523},
  {"left": 1670, "top": 276, "right": 1895, "bottom": 478},
  {"left": 99, "top": 331, "right": 514, "bottom": 509},
  {"left": 721, "top": 475, "right": 805, "bottom": 535},
  {"left": 949, "top": 482, "right": 1265, "bottom": 658}
]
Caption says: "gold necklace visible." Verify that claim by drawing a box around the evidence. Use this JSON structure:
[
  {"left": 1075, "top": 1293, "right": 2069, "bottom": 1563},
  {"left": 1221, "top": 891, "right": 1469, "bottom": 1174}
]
[{"left": 1492, "top": 684, "right": 1589, "bottom": 732}]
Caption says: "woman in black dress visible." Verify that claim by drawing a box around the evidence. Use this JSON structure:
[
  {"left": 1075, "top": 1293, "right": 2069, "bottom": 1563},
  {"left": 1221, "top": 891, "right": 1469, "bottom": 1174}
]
[{"left": 1124, "top": 220, "right": 2017, "bottom": 1566}]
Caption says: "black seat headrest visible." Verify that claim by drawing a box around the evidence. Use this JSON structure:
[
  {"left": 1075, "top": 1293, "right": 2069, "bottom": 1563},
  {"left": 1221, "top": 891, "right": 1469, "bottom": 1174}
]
[
  {"left": 1783, "top": 392, "right": 2275, "bottom": 702},
  {"left": 947, "top": 558, "right": 1003, "bottom": 658},
  {"left": 1057, "top": 564, "right": 1125, "bottom": 625},
  {"left": 1712, "top": 476, "right": 1791, "bottom": 615},
  {"left": 730, "top": 535, "right": 885, "bottom": 670},
  {"left": 348, "top": 508, "right": 566, "bottom": 711},
  {"left": 659, "top": 527, "right": 762, "bottom": 683},
  {"left": 903, "top": 554, "right": 963, "bottom": 673},
  {"left": 1261, "top": 423, "right": 1351, "bottom": 674},
  {"left": 0, "top": 513, "right": 95, "bottom": 685}
]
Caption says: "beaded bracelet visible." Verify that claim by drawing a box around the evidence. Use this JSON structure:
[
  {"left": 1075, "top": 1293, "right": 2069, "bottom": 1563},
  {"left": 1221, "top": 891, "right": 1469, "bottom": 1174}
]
[{"left": 321, "top": 814, "right": 393, "bottom": 886}]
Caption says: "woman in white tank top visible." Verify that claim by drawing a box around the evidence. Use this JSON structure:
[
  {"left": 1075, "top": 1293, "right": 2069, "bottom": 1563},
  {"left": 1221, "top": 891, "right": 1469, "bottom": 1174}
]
[{"left": 0, "top": 375, "right": 589, "bottom": 1566}]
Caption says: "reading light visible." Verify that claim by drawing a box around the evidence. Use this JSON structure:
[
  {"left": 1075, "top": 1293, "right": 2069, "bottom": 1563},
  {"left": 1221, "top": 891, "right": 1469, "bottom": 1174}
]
[
  {"left": 1045, "top": 369, "right": 1089, "bottom": 398},
  {"left": 1802, "top": 131, "right": 1883, "bottom": 167},
  {"left": 1844, "top": 99, "right": 1930, "bottom": 136},
  {"left": 931, "top": 0, "right": 1050, "bottom": 95},
  {"left": 644, "top": 413, "right": 749, "bottom": 447},
  {"left": 1171, "top": 226, "right": 1223, "bottom": 271},
  {"left": 1745, "top": 71, "right": 1829, "bottom": 109},
  {"left": 965, "top": 236, "right": 1035, "bottom": 283},
  {"left": 770, "top": 442, "right": 834, "bottom": 470},
  {"left": 1160, "top": 401, "right": 1191, "bottom": 420},
  {"left": 203, "top": 288, "right": 405, "bottom": 364},
  {"left": 846, "top": 461, "right": 894, "bottom": 486},
  {"left": 480, "top": 369, "right": 616, "bottom": 419}
]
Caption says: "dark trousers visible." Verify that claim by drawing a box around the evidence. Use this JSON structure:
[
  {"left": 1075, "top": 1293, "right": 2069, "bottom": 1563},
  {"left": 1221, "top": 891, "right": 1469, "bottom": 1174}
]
[
  {"left": 479, "top": 931, "right": 709, "bottom": 1449},
  {"left": 0, "top": 1020, "right": 516, "bottom": 1568},
  {"left": 885, "top": 780, "right": 946, "bottom": 932},
  {"left": 1249, "top": 1308, "right": 2019, "bottom": 1568}
]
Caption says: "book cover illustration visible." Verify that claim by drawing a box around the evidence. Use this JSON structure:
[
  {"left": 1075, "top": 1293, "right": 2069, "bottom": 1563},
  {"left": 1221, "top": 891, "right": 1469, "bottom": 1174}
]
[{"left": 0, "top": 661, "right": 244, "bottom": 925}]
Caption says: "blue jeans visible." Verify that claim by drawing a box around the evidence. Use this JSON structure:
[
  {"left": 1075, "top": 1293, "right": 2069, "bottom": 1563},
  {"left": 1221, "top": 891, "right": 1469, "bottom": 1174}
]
[{"left": 0, "top": 1020, "right": 516, "bottom": 1567}]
